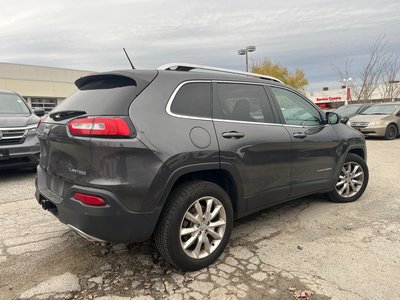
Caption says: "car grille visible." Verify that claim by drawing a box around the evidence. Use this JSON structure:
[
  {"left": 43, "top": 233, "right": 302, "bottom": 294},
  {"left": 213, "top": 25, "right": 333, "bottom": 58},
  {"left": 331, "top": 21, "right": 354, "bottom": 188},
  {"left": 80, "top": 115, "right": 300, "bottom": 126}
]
[
  {"left": 0, "top": 128, "right": 28, "bottom": 145},
  {"left": 350, "top": 122, "right": 369, "bottom": 128}
]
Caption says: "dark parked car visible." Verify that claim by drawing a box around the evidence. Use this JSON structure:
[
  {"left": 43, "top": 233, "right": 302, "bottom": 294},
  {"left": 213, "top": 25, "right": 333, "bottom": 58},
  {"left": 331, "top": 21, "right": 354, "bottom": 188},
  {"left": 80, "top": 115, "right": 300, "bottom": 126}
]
[
  {"left": 335, "top": 103, "right": 372, "bottom": 124},
  {"left": 35, "top": 63, "right": 369, "bottom": 270},
  {"left": 0, "top": 90, "right": 44, "bottom": 169}
]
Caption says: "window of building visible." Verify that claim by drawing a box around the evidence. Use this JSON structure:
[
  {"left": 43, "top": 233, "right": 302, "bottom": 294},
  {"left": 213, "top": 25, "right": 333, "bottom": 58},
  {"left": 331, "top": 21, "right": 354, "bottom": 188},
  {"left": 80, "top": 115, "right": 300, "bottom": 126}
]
[
  {"left": 30, "top": 98, "right": 58, "bottom": 112},
  {"left": 170, "top": 82, "right": 212, "bottom": 118},
  {"left": 214, "top": 83, "right": 275, "bottom": 123}
]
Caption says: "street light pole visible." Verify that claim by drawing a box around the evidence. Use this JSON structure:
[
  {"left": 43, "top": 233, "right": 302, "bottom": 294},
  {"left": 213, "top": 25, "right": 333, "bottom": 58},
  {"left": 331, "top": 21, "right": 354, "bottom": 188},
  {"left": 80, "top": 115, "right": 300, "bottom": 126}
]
[{"left": 238, "top": 46, "right": 256, "bottom": 72}]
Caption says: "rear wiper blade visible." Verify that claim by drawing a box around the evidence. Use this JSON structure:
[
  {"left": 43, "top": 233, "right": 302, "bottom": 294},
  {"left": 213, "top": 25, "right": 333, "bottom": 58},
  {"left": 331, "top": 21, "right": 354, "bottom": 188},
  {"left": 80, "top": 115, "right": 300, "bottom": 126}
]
[{"left": 50, "top": 110, "right": 86, "bottom": 121}]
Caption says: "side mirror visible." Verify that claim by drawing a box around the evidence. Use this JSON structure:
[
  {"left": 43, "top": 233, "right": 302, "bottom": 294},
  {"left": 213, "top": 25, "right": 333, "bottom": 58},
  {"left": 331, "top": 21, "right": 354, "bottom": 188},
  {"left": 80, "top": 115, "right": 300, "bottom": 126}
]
[
  {"left": 326, "top": 112, "right": 339, "bottom": 125},
  {"left": 33, "top": 108, "right": 45, "bottom": 117}
]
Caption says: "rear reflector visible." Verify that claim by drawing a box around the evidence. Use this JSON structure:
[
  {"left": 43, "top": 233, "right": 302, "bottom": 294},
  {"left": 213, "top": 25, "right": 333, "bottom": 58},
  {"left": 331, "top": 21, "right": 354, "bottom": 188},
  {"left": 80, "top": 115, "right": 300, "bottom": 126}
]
[
  {"left": 73, "top": 192, "right": 107, "bottom": 206},
  {"left": 69, "top": 117, "right": 131, "bottom": 137}
]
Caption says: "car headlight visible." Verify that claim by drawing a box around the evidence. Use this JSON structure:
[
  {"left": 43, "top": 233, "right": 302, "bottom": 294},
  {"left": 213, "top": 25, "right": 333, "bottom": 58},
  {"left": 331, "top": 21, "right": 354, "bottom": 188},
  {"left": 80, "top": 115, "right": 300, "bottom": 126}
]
[
  {"left": 368, "top": 121, "right": 379, "bottom": 126},
  {"left": 26, "top": 125, "right": 38, "bottom": 135},
  {"left": 27, "top": 128, "right": 37, "bottom": 134}
]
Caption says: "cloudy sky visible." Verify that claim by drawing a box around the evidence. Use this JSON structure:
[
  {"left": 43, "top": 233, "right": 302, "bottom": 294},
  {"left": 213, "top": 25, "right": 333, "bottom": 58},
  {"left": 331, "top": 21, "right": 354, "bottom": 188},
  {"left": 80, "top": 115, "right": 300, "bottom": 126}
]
[{"left": 1, "top": 0, "right": 399, "bottom": 90}]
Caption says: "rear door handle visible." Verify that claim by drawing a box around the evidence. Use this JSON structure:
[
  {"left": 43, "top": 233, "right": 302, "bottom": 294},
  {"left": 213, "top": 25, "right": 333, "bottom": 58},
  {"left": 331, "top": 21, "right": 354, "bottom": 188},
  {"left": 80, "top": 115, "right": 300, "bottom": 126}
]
[
  {"left": 293, "top": 132, "right": 307, "bottom": 139},
  {"left": 222, "top": 131, "right": 245, "bottom": 139}
]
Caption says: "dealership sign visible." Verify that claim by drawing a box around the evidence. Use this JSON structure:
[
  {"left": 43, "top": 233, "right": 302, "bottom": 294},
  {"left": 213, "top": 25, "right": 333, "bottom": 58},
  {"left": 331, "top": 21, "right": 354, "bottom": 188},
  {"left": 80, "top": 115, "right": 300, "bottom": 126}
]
[{"left": 315, "top": 96, "right": 342, "bottom": 101}]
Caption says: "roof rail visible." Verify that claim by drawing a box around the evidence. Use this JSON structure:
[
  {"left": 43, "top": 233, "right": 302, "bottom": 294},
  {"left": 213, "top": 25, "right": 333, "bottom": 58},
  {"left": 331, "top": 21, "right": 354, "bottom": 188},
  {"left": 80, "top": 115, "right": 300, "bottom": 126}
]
[{"left": 157, "top": 63, "right": 283, "bottom": 84}]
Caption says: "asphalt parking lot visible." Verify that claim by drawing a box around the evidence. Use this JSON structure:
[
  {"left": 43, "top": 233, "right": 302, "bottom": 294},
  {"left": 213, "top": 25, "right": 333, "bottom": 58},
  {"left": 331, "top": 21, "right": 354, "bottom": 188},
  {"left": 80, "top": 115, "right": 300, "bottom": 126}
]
[{"left": 0, "top": 139, "right": 399, "bottom": 300}]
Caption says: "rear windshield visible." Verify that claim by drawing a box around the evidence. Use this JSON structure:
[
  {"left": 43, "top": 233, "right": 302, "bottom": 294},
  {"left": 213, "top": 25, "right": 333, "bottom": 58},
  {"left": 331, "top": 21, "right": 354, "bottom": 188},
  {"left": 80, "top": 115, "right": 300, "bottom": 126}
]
[
  {"left": 52, "top": 75, "right": 138, "bottom": 116},
  {"left": 0, "top": 93, "right": 30, "bottom": 115}
]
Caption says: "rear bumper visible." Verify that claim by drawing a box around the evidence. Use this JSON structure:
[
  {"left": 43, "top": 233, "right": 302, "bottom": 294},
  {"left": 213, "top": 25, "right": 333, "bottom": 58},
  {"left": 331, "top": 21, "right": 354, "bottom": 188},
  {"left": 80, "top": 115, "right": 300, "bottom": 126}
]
[
  {"left": 35, "top": 167, "right": 161, "bottom": 243},
  {"left": 0, "top": 135, "right": 40, "bottom": 169}
]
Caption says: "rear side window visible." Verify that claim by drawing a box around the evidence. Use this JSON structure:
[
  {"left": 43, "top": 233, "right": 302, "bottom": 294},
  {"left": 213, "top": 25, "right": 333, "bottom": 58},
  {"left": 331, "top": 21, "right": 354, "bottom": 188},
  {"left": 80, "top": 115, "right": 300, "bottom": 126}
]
[
  {"left": 214, "top": 83, "right": 275, "bottom": 123},
  {"left": 170, "top": 82, "right": 212, "bottom": 118}
]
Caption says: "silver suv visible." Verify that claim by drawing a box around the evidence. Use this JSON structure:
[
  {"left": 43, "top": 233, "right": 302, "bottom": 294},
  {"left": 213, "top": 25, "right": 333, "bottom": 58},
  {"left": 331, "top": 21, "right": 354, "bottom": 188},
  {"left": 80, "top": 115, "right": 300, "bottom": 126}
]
[{"left": 0, "top": 90, "right": 43, "bottom": 169}]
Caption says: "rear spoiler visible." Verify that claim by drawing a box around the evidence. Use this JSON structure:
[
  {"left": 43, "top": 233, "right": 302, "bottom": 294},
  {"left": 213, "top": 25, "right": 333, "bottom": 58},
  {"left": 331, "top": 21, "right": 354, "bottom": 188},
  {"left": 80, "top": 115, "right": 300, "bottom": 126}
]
[{"left": 75, "top": 70, "right": 158, "bottom": 95}]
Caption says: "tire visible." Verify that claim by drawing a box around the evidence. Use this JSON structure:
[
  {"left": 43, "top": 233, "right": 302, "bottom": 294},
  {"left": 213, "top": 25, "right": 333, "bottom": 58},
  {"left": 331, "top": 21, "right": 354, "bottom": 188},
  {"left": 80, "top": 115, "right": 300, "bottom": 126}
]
[
  {"left": 385, "top": 124, "right": 398, "bottom": 140},
  {"left": 327, "top": 153, "right": 369, "bottom": 203},
  {"left": 154, "top": 180, "right": 233, "bottom": 271}
]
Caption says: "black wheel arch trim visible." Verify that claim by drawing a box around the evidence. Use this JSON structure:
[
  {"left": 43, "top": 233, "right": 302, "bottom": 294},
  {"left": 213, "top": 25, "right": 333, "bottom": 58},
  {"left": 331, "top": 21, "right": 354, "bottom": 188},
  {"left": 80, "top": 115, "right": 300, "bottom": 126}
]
[
  {"left": 155, "top": 162, "right": 245, "bottom": 218},
  {"left": 331, "top": 144, "right": 367, "bottom": 190}
]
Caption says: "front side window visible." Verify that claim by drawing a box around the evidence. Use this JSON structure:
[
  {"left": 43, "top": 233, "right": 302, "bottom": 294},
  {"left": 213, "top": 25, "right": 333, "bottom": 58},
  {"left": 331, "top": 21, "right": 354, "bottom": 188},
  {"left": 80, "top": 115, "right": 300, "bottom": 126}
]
[
  {"left": 271, "top": 87, "right": 322, "bottom": 126},
  {"left": 0, "top": 93, "right": 30, "bottom": 115},
  {"left": 170, "top": 82, "right": 212, "bottom": 118},
  {"left": 214, "top": 83, "right": 275, "bottom": 123}
]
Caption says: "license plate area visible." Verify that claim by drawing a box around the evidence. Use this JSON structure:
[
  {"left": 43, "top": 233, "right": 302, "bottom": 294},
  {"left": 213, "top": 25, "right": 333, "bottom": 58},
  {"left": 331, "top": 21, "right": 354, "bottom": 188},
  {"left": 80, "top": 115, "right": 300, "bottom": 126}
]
[{"left": 49, "top": 176, "right": 65, "bottom": 197}]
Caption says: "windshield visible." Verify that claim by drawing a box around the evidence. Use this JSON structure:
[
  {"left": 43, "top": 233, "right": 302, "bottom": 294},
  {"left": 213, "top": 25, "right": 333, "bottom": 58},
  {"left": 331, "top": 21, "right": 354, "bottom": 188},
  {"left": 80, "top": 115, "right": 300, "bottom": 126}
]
[
  {"left": 0, "top": 93, "right": 30, "bottom": 115},
  {"left": 336, "top": 104, "right": 362, "bottom": 114},
  {"left": 362, "top": 104, "right": 399, "bottom": 115}
]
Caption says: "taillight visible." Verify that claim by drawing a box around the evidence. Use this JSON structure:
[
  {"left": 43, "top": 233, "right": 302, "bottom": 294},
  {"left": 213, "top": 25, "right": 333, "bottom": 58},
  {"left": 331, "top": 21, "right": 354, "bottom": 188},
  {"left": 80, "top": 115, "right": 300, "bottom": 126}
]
[
  {"left": 68, "top": 117, "right": 132, "bottom": 137},
  {"left": 73, "top": 192, "right": 106, "bottom": 206}
]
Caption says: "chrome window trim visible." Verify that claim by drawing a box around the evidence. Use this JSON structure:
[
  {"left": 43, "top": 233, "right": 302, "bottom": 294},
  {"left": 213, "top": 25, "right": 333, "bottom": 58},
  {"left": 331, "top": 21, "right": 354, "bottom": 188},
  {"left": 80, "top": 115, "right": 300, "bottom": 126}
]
[
  {"left": 283, "top": 124, "right": 327, "bottom": 129},
  {"left": 166, "top": 80, "right": 328, "bottom": 129},
  {"left": 166, "top": 80, "right": 213, "bottom": 121},
  {"left": 166, "top": 80, "right": 282, "bottom": 126},
  {"left": 213, "top": 118, "right": 282, "bottom": 127}
]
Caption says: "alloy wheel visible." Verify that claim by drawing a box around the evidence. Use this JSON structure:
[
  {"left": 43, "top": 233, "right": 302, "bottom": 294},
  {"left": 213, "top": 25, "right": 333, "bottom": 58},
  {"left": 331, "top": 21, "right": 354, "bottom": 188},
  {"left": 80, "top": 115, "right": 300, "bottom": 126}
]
[
  {"left": 335, "top": 162, "right": 365, "bottom": 198},
  {"left": 180, "top": 196, "right": 226, "bottom": 259}
]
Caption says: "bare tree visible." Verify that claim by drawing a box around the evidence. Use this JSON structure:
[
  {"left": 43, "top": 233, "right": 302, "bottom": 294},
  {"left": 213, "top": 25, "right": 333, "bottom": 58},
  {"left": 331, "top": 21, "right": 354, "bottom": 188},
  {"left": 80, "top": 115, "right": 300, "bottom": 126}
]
[
  {"left": 333, "top": 35, "right": 391, "bottom": 101},
  {"left": 380, "top": 52, "right": 400, "bottom": 101}
]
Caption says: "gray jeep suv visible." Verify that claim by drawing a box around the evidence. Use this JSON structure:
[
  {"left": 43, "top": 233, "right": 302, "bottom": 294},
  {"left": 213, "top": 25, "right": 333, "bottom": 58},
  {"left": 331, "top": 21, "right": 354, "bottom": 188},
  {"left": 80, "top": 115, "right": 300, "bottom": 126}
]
[
  {"left": 0, "top": 90, "right": 43, "bottom": 169},
  {"left": 35, "top": 63, "right": 369, "bottom": 270}
]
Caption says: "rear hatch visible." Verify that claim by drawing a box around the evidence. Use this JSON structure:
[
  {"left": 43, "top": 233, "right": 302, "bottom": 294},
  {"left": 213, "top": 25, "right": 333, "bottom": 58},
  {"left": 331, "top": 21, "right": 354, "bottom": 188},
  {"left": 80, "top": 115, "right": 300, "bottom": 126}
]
[{"left": 38, "top": 70, "right": 157, "bottom": 193}]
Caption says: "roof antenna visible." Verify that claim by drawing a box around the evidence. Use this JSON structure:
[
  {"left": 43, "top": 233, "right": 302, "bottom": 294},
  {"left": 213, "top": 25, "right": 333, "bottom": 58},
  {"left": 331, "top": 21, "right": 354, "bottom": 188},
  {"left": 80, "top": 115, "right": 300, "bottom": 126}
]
[{"left": 123, "top": 48, "right": 135, "bottom": 69}]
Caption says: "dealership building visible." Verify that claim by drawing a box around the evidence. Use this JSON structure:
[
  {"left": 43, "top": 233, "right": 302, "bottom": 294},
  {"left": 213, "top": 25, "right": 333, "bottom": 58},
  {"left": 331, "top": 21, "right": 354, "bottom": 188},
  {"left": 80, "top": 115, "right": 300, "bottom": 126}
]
[
  {"left": 0, "top": 62, "right": 91, "bottom": 112},
  {"left": 305, "top": 84, "right": 396, "bottom": 110}
]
